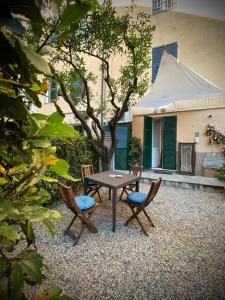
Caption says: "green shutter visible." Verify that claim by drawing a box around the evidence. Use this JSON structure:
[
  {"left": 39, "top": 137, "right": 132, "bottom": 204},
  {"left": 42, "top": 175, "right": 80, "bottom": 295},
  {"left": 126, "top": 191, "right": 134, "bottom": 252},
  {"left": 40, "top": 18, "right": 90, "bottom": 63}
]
[
  {"left": 143, "top": 116, "right": 152, "bottom": 169},
  {"left": 115, "top": 123, "right": 131, "bottom": 170},
  {"left": 163, "top": 116, "right": 177, "bottom": 170}
]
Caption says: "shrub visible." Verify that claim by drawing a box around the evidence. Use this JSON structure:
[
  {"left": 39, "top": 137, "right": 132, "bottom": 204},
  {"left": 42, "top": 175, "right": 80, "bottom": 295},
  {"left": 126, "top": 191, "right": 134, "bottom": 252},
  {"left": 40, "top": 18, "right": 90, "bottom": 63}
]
[
  {"left": 128, "top": 137, "right": 142, "bottom": 167},
  {"left": 42, "top": 136, "right": 99, "bottom": 201}
]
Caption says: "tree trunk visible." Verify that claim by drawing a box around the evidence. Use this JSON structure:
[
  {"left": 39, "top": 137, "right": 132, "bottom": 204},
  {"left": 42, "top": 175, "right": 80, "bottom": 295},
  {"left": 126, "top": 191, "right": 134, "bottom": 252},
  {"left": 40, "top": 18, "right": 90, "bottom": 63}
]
[{"left": 100, "top": 148, "right": 112, "bottom": 171}]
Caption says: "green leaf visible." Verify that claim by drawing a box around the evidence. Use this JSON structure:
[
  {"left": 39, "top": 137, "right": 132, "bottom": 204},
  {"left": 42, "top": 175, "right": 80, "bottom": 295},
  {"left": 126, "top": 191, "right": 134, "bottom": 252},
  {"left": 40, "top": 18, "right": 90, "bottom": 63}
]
[
  {"left": 19, "top": 250, "right": 44, "bottom": 285},
  {"left": 40, "top": 176, "right": 58, "bottom": 183},
  {"left": 0, "top": 222, "right": 19, "bottom": 241},
  {"left": 0, "top": 81, "right": 16, "bottom": 97},
  {"left": 8, "top": 164, "right": 28, "bottom": 175},
  {"left": 0, "top": 200, "right": 19, "bottom": 222},
  {"left": 10, "top": 263, "right": 24, "bottom": 300},
  {"left": 0, "top": 256, "right": 9, "bottom": 299},
  {"left": 10, "top": 2, "right": 44, "bottom": 24},
  {"left": 43, "top": 219, "right": 57, "bottom": 236},
  {"left": 31, "top": 21, "right": 43, "bottom": 40},
  {"left": 0, "top": 177, "right": 8, "bottom": 184},
  {"left": 0, "top": 95, "right": 27, "bottom": 120},
  {"left": 20, "top": 206, "right": 61, "bottom": 222},
  {"left": 57, "top": 30, "right": 73, "bottom": 43},
  {"left": 20, "top": 42, "right": 51, "bottom": 75},
  {"left": 20, "top": 221, "right": 35, "bottom": 246},
  {"left": 25, "top": 90, "right": 42, "bottom": 108},
  {"left": 38, "top": 113, "right": 75, "bottom": 137},
  {"left": 27, "top": 138, "right": 52, "bottom": 148},
  {"left": 60, "top": 4, "right": 87, "bottom": 28},
  {"left": 32, "top": 113, "right": 49, "bottom": 121},
  {"left": 49, "top": 159, "right": 79, "bottom": 182},
  {"left": 30, "top": 82, "right": 41, "bottom": 92}
]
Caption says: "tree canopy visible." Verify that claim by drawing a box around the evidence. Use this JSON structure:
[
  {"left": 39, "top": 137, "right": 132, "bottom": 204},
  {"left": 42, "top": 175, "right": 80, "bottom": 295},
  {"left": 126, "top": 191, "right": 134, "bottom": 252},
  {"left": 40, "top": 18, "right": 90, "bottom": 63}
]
[{"left": 40, "top": 0, "right": 155, "bottom": 170}]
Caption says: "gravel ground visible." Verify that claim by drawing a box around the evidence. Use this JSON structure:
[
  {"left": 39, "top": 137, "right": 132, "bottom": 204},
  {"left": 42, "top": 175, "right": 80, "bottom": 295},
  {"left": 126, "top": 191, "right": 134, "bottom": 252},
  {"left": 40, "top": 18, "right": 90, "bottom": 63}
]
[{"left": 29, "top": 184, "right": 225, "bottom": 300}]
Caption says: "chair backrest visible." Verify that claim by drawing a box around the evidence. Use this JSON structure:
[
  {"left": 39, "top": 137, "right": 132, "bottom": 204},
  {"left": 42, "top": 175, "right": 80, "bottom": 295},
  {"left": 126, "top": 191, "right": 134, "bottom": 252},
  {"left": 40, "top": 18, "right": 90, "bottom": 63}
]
[
  {"left": 144, "top": 177, "right": 162, "bottom": 206},
  {"left": 81, "top": 164, "right": 94, "bottom": 182},
  {"left": 58, "top": 181, "right": 81, "bottom": 214},
  {"left": 129, "top": 164, "right": 143, "bottom": 178}
]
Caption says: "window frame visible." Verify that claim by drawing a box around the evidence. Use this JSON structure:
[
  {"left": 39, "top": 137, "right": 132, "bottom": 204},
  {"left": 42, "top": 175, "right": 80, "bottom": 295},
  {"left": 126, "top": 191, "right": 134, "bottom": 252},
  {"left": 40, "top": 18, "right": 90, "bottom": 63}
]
[{"left": 46, "top": 81, "right": 58, "bottom": 103}]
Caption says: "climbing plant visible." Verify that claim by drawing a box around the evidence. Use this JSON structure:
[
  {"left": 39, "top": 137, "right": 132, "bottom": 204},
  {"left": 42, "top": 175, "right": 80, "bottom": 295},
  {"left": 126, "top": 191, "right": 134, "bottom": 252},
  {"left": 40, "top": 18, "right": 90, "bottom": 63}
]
[{"left": 205, "top": 124, "right": 225, "bottom": 182}]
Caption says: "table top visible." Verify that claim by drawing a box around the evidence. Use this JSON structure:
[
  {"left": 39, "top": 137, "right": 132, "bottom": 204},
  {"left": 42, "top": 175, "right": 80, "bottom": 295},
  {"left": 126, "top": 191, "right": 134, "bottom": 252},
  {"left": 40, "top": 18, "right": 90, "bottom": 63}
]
[{"left": 84, "top": 170, "right": 140, "bottom": 189}]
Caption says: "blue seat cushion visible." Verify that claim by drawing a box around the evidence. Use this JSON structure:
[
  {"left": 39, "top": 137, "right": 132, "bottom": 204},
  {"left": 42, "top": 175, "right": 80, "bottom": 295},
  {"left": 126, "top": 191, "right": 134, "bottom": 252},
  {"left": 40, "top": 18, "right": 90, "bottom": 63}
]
[
  {"left": 128, "top": 192, "right": 147, "bottom": 204},
  {"left": 75, "top": 195, "right": 95, "bottom": 210}
]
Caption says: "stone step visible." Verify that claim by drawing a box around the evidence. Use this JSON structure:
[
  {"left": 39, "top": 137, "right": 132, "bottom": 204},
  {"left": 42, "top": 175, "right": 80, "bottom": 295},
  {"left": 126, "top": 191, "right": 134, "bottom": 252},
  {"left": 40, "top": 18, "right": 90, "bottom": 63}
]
[
  {"left": 118, "top": 170, "right": 225, "bottom": 193},
  {"left": 141, "top": 171, "right": 225, "bottom": 193}
]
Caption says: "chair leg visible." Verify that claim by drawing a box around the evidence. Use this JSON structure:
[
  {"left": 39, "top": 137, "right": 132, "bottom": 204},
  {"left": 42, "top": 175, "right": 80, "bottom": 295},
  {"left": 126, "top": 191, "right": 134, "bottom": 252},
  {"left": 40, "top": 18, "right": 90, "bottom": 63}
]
[
  {"left": 80, "top": 212, "right": 98, "bottom": 233},
  {"left": 124, "top": 206, "right": 149, "bottom": 236},
  {"left": 90, "top": 187, "right": 102, "bottom": 203},
  {"left": 143, "top": 208, "right": 155, "bottom": 228},
  {"left": 130, "top": 207, "right": 149, "bottom": 237},
  {"left": 119, "top": 188, "right": 125, "bottom": 201},
  {"left": 73, "top": 212, "right": 98, "bottom": 246},
  {"left": 64, "top": 215, "right": 77, "bottom": 235},
  {"left": 73, "top": 223, "right": 87, "bottom": 246}
]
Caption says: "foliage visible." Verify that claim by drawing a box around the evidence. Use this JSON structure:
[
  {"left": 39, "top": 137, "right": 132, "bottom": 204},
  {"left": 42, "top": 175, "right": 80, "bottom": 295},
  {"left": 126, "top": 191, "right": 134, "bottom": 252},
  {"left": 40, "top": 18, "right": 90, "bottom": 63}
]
[
  {"left": 206, "top": 124, "right": 225, "bottom": 145},
  {"left": 0, "top": 0, "right": 97, "bottom": 299},
  {"left": 43, "top": 136, "right": 99, "bottom": 201},
  {"left": 128, "top": 137, "right": 142, "bottom": 167},
  {"left": 205, "top": 124, "right": 225, "bottom": 182},
  {"left": 38, "top": 0, "right": 155, "bottom": 170}
]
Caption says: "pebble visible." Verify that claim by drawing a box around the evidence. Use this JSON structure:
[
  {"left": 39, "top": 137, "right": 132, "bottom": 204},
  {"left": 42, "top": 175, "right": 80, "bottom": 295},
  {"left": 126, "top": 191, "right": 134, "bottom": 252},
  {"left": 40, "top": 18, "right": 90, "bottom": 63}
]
[{"left": 26, "top": 184, "right": 225, "bottom": 299}]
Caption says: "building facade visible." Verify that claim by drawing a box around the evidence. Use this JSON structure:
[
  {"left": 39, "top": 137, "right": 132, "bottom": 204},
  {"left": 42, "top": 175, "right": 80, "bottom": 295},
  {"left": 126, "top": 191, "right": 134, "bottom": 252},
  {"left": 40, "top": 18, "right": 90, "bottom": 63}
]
[
  {"left": 129, "top": 0, "right": 225, "bottom": 175},
  {"left": 38, "top": 0, "right": 225, "bottom": 175}
]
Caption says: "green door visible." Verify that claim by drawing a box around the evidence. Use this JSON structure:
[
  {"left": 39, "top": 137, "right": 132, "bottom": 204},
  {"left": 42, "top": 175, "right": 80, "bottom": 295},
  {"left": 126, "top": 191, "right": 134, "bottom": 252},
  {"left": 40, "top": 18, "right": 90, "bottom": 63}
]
[
  {"left": 115, "top": 123, "right": 131, "bottom": 170},
  {"left": 163, "top": 116, "right": 177, "bottom": 170},
  {"left": 143, "top": 116, "right": 152, "bottom": 169}
]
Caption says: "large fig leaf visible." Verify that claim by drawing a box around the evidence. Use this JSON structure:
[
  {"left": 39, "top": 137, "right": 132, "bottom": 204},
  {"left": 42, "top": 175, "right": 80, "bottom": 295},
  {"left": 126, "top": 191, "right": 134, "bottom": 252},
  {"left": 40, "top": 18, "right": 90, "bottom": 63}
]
[
  {"left": 20, "top": 42, "right": 51, "bottom": 75},
  {"left": 49, "top": 159, "right": 79, "bottom": 182},
  {"left": 19, "top": 250, "right": 44, "bottom": 285},
  {"left": 38, "top": 113, "right": 75, "bottom": 137},
  {"left": 0, "top": 222, "right": 19, "bottom": 241},
  {"left": 10, "top": 263, "right": 24, "bottom": 300}
]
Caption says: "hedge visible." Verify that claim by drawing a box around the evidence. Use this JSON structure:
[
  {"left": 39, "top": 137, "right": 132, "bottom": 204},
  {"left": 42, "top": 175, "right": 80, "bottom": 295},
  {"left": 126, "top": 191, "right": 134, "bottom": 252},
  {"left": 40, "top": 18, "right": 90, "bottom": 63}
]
[{"left": 42, "top": 135, "right": 99, "bottom": 202}]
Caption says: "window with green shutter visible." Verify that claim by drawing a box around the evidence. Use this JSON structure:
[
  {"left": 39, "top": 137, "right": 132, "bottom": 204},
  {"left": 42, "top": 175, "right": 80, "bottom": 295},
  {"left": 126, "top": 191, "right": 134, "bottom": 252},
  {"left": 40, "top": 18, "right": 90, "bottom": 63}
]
[
  {"left": 115, "top": 123, "right": 131, "bottom": 170},
  {"left": 143, "top": 116, "right": 152, "bottom": 169},
  {"left": 162, "top": 116, "right": 177, "bottom": 170}
]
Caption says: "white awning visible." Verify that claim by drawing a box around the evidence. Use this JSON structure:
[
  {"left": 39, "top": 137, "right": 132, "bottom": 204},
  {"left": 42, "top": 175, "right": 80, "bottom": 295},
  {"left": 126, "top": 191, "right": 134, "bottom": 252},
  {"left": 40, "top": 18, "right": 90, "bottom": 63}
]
[{"left": 135, "top": 51, "right": 225, "bottom": 109}]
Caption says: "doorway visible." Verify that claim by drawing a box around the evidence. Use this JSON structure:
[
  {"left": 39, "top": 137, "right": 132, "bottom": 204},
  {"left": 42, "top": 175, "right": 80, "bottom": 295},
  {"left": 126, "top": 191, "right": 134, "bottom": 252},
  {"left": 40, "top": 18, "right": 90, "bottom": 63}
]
[
  {"left": 143, "top": 116, "right": 177, "bottom": 170},
  {"left": 152, "top": 119, "right": 163, "bottom": 168}
]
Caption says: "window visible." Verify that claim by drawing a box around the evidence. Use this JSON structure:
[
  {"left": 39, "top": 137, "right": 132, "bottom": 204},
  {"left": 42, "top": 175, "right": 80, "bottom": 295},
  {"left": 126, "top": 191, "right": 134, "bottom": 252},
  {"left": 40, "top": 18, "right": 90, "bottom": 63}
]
[
  {"left": 46, "top": 81, "right": 58, "bottom": 103},
  {"left": 152, "top": 42, "right": 177, "bottom": 82},
  {"left": 152, "top": 0, "right": 175, "bottom": 14},
  {"left": 70, "top": 81, "right": 84, "bottom": 99}
]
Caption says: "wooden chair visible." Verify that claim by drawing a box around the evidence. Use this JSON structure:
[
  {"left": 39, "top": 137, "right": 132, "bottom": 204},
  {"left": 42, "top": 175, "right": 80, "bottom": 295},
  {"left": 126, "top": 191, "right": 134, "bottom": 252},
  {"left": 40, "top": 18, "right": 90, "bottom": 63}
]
[
  {"left": 81, "top": 164, "right": 102, "bottom": 202},
  {"left": 58, "top": 181, "right": 100, "bottom": 246},
  {"left": 119, "top": 164, "right": 143, "bottom": 201},
  {"left": 122, "top": 177, "right": 162, "bottom": 236}
]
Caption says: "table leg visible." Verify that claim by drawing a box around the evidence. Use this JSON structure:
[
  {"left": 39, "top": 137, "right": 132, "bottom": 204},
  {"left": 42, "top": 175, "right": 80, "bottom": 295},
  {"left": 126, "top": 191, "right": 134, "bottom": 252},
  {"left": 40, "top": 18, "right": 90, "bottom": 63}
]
[
  {"left": 84, "top": 178, "right": 88, "bottom": 195},
  {"left": 112, "top": 188, "right": 117, "bottom": 232},
  {"left": 136, "top": 180, "right": 139, "bottom": 192}
]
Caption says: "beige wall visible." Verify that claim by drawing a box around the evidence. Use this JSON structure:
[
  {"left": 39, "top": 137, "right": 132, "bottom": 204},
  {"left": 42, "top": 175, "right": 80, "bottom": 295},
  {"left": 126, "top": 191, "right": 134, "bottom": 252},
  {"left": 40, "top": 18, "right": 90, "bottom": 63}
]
[{"left": 133, "top": 107, "right": 225, "bottom": 153}]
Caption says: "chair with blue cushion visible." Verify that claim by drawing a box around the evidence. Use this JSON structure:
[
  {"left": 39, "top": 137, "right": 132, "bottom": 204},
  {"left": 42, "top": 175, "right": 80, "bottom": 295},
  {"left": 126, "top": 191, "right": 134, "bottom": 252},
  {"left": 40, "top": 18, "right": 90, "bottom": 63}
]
[
  {"left": 119, "top": 164, "right": 143, "bottom": 200},
  {"left": 122, "top": 177, "right": 162, "bottom": 236},
  {"left": 81, "top": 164, "right": 102, "bottom": 202},
  {"left": 58, "top": 181, "right": 100, "bottom": 246}
]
